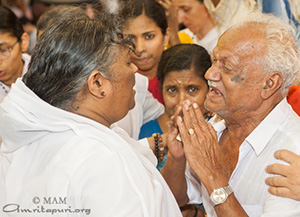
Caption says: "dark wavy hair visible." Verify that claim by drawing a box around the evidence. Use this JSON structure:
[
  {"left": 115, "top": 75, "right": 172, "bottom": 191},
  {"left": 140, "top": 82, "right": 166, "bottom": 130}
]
[{"left": 23, "top": 14, "right": 132, "bottom": 110}]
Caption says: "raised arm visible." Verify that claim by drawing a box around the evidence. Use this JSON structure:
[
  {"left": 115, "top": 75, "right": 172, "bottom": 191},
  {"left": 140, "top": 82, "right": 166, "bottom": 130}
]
[
  {"left": 157, "top": 0, "right": 181, "bottom": 46},
  {"left": 160, "top": 106, "right": 189, "bottom": 206},
  {"left": 177, "top": 100, "right": 249, "bottom": 217}
]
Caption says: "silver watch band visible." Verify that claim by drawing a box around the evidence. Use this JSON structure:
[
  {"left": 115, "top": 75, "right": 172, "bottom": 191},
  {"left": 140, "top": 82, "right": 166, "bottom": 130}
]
[{"left": 224, "top": 186, "right": 233, "bottom": 195}]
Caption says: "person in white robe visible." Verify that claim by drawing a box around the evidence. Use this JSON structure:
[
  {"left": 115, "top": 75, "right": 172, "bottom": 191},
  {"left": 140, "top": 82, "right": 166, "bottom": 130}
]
[{"left": 0, "top": 13, "right": 182, "bottom": 217}]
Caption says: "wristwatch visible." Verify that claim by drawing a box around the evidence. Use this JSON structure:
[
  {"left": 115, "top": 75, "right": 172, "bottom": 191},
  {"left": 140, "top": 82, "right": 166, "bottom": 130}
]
[{"left": 210, "top": 186, "right": 233, "bottom": 206}]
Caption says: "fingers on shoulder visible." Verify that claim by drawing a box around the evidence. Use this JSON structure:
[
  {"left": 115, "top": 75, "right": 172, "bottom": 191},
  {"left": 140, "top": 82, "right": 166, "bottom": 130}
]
[
  {"left": 274, "top": 149, "right": 300, "bottom": 164},
  {"left": 265, "top": 163, "right": 289, "bottom": 176}
]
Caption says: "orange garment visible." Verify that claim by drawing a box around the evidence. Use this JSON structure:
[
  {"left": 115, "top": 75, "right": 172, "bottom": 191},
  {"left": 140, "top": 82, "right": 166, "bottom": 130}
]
[
  {"left": 165, "top": 32, "right": 194, "bottom": 50},
  {"left": 287, "top": 85, "right": 300, "bottom": 116}
]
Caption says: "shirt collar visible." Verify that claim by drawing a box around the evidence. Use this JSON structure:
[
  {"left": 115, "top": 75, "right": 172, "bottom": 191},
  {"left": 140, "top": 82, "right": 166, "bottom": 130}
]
[
  {"left": 210, "top": 115, "right": 226, "bottom": 139},
  {"left": 211, "top": 98, "right": 290, "bottom": 156}
]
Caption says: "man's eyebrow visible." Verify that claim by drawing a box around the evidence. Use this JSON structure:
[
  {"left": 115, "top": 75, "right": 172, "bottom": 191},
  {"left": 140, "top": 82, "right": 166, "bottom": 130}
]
[{"left": 142, "top": 31, "right": 156, "bottom": 36}]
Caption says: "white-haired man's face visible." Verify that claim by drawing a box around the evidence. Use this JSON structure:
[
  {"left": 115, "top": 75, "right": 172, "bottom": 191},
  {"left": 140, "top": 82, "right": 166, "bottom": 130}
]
[{"left": 203, "top": 24, "right": 269, "bottom": 119}]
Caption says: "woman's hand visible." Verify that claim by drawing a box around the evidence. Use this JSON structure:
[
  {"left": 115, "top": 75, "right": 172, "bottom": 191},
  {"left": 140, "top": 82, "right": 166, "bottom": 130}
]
[
  {"left": 162, "top": 105, "right": 188, "bottom": 206},
  {"left": 157, "top": 0, "right": 181, "bottom": 46},
  {"left": 265, "top": 149, "right": 300, "bottom": 201},
  {"left": 166, "top": 105, "right": 186, "bottom": 161}
]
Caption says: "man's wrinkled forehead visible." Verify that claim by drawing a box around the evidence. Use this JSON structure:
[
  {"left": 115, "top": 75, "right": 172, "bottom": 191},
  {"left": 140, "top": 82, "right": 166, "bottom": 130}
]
[{"left": 215, "top": 24, "right": 266, "bottom": 55}]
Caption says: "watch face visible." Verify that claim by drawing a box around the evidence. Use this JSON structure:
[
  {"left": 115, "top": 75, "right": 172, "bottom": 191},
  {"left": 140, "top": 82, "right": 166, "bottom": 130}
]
[{"left": 211, "top": 188, "right": 227, "bottom": 204}]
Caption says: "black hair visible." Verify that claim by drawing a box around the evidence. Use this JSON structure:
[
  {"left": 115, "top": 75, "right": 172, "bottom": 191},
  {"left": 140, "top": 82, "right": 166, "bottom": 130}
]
[
  {"left": 0, "top": 6, "right": 25, "bottom": 40},
  {"left": 124, "top": 0, "right": 168, "bottom": 35},
  {"left": 157, "top": 44, "right": 211, "bottom": 88}
]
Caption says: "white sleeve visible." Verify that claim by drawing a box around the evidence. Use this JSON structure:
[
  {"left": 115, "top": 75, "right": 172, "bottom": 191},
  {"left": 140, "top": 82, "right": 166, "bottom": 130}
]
[
  {"left": 185, "top": 163, "right": 203, "bottom": 204},
  {"left": 135, "top": 73, "right": 164, "bottom": 125},
  {"left": 116, "top": 74, "right": 163, "bottom": 139},
  {"left": 142, "top": 90, "right": 164, "bottom": 125},
  {"left": 138, "top": 138, "right": 150, "bottom": 149}
]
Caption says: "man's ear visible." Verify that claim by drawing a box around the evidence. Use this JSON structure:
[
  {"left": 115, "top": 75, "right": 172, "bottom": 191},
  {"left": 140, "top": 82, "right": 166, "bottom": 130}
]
[
  {"left": 261, "top": 72, "right": 283, "bottom": 99},
  {"left": 20, "top": 32, "right": 30, "bottom": 52},
  {"left": 87, "top": 71, "right": 107, "bottom": 98}
]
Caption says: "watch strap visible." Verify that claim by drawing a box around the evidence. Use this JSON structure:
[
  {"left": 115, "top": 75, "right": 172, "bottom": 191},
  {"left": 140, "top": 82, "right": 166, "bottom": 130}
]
[{"left": 223, "top": 186, "right": 233, "bottom": 195}]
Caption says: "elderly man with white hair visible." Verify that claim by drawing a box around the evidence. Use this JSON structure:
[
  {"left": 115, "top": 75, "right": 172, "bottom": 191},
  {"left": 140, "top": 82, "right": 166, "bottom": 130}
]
[{"left": 162, "top": 11, "right": 300, "bottom": 217}]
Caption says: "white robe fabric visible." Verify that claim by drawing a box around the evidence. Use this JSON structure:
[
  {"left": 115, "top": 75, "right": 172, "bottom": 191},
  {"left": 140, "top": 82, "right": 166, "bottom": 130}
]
[
  {"left": 117, "top": 73, "right": 164, "bottom": 140},
  {"left": 0, "top": 79, "right": 182, "bottom": 217},
  {"left": 179, "top": 27, "right": 219, "bottom": 54},
  {"left": 204, "top": 0, "right": 258, "bottom": 34}
]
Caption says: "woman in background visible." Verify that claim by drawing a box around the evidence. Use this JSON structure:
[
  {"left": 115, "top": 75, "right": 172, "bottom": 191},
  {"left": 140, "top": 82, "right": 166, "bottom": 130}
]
[
  {"left": 139, "top": 43, "right": 212, "bottom": 170},
  {"left": 139, "top": 44, "right": 212, "bottom": 217},
  {"left": 123, "top": 0, "right": 170, "bottom": 104}
]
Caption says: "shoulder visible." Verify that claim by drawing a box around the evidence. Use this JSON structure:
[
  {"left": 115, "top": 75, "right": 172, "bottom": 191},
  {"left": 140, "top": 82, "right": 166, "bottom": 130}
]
[
  {"left": 134, "top": 73, "right": 149, "bottom": 92},
  {"left": 281, "top": 112, "right": 300, "bottom": 139},
  {"left": 42, "top": 134, "right": 126, "bottom": 170},
  {"left": 22, "top": 53, "right": 31, "bottom": 75},
  {"left": 134, "top": 73, "right": 149, "bottom": 102},
  {"left": 22, "top": 53, "right": 31, "bottom": 63}
]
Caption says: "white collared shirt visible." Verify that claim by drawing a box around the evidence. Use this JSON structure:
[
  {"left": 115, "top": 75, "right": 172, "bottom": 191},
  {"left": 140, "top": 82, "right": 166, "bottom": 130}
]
[{"left": 186, "top": 98, "right": 300, "bottom": 217}]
